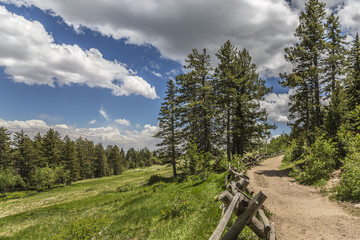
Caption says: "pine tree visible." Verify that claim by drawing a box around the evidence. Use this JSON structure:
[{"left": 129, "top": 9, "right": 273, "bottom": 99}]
[
  {"left": 347, "top": 33, "right": 360, "bottom": 110},
  {"left": 84, "top": 139, "right": 96, "bottom": 178},
  {"left": 231, "top": 49, "right": 275, "bottom": 155},
  {"left": 107, "top": 145, "right": 124, "bottom": 175},
  {"left": 42, "top": 129, "right": 62, "bottom": 167},
  {"left": 0, "top": 127, "right": 12, "bottom": 169},
  {"left": 33, "top": 133, "right": 46, "bottom": 168},
  {"left": 214, "top": 40, "right": 238, "bottom": 161},
  {"left": 154, "top": 79, "right": 181, "bottom": 177},
  {"left": 61, "top": 136, "right": 80, "bottom": 182},
  {"left": 13, "top": 130, "right": 37, "bottom": 184},
  {"left": 215, "top": 42, "right": 274, "bottom": 157},
  {"left": 94, "top": 143, "right": 108, "bottom": 177},
  {"left": 125, "top": 148, "right": 141, "bottom": 169},
  {"left": 280, "top": 0, "right": 327, "bottom": 144},
  {"left": 176, "top": 48, "right": 214, "bottom": 153},
  {"left": 323, "top": 13, "right": 347, "bottom": 136}
]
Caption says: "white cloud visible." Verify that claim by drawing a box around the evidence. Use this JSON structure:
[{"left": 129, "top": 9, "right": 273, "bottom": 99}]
[
  {"left": 99, "top": 107, "right": 109, "bottom": 120},
  {"left": 0, "top": 5, "right": 158, "bottom": 99},
  {"left": 0, "top": 118, "right": 160, "bottom": 150},
  {"left": 261, "top": 90, "right": 295, "bottom": 124},
  {"left": 152, "top": 71, "right": 162, "bottom": 78},
  {"left": 338, "top": 0, "right": 360, "bottom": 34},
  {"left": 114, "top": 118, "right": 131, "bottom": 126},
  {"left": 0, "top": 0, "right": 301, "bottom": 78},
  {"left": 88, "top": 119, "right": 97, "bottom": 125}
]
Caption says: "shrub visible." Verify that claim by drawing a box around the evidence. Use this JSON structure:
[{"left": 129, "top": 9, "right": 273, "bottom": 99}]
[
  {"left": 31, "top": 166, "right": 56, "bottom": 190},
  {"left": 336, "top": 131, "right": 360, "bottom": 201},
  {"left": 54, "top": 165, "right": 70, "bottom": 185},
  {"left": 182, "top": 140, "right": 212, "bottom": 180},
  {"left": 337, "top": 152, "right": 360, "bottom": 201},
  {"left": 297, "top": 135, "right": 337, "bottom": 185},
  {"left": 282, "top": 139, "right": 303, "bottom": 162},
  {"left": 0, "top": 168, "right": 24, "bottom": 193}
]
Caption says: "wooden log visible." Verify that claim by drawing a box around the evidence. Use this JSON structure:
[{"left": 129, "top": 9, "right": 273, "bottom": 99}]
[
  {"left": 219, "top": 191, "right": 266, "bottom": 238},
  {"left": 209, "top": 193, "right": 240, "bottom": 240},
  {"left": 259, "top": 209, "right": 271, "bottom": 236},
  {"left": 225, "top": 174, "right": 230, "bottom": 186},
  {"left": 219, "top": 190, "right": 249, "bottom": 215},
  {"left": 236, "top": 178, "right": 250, "bottom": 191},
  {"left": 230, "top": 181, "right": 237, "bottom": 194},
  {"left": 247, "top": 216, "right": 266, "bottom": 239},
  {"left": 268, "top": 223, "right": 276, "bottom": 240},
  {"left": 228, "top": 169, "right": 248, "bottom": 180},
  {"left": 246, "top": 186, "right": 254, "bottom": 195},
  {"left": 221, "top": 191, "right": 267, "bottom": 240}
]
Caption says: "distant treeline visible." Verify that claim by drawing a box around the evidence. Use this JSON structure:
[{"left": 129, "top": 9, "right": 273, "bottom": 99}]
[{"left": 0, "top": 127, "right": 157, "bottom": 193}]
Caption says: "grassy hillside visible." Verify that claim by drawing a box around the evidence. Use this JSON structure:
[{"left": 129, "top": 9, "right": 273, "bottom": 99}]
[{"left": 0, "top": 164, "right": 258, "bottom": 239}]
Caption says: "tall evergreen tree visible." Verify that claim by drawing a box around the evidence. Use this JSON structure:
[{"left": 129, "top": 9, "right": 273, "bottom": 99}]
[
  {"left": 176, "top": 48, "right": 214, "bottom": 153},
  {"left": 347, "top": 33, "right": 360, "bottom": 110},
  {"left": 61, "top": 136, "right": 80, "bottom": 182},
  {"left": 154, "top": 79, "right": 181, "bottom": 177},
  {"left": 214, "top": 40, "right": 238, "bottom": 161},
  {"left": 126, "top": 148, "right": 141, "bottom": 169},
  {"left": 13, "top": 131, "right": 37, "bottom": 183},
  {"left": 94, "top": 143, "right": 108, "bottom": 177},
  {"left": 0, "top": 127, "right": 12, "bottom": 169},
  {"left": 33, "top": 133, "right": 46, "bottom": 168},
  {"left": 107, "top": 145, "right": 124, "bottom": 175},
  {"left": 215, "top": 42, "right": 274, "bottom": 157},
  {"left": 231, "top": 49, "right": 275, "bottom": 155},
  {"left": 84, "top": 139, "right": 96, "bottom": 178},
  {"left": 280, "top": 0, "right": 327, "bottom": 144},
  {"left": 42, "top": 129, "right": 62, "bottom": 167},
  {"left": 323, "top": 13, "right": 347, "bottom": 136}
]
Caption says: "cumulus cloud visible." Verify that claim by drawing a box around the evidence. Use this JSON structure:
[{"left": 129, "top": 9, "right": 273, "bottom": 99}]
[
  {"left": 0, "top": 0, "right": 301, "bottom": 78},
  {"left": 288, "top": 0, "right": 343, "bottom": 10},
  {"left": 261, "top": 90, "right": 295, "bottom": 124},
  {"left": 0, "top": 6, "right": 158, "bottom": 99},
  {"left": 114, "top": 119, "right": 131, "bottom": 126},
  {"left": 0, "top": 118, "right": 160, "bottom": 150},
  {"left": 338, "top": 0, "right": 360, "bottom": 34},
  {"left": 88, "top": 119, "right": 97, "bottom": 125}
]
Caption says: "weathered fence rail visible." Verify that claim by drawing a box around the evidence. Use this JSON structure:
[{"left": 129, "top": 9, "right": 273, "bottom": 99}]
[{"left": 210, "top": 152, "right": 282, "bottom": 240}]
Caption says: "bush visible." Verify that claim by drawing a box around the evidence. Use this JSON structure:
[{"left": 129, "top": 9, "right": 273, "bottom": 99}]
[
  {"left": 336, "top": 131, "right": 360, "bottom": 201},
  {"left": 31, "top": 166, "right": 56, "bottom": 190},
  {"left": 296, "top": 135, "right": 338, "bottom": 185},
  {"left": 0, "top": 168, "right": 24, "bottom": 193},
  {"left": 54, "top": 165, "right": 70, "bottom": 185},
  {"left": 283, "top": 139, "right": 303, "bottom": 162},
  {"left": 337, "top": 152, "right": 360, "bottom": 201},
  {"left": 182, "top": 140, "right": 212, "bottom": 180}
]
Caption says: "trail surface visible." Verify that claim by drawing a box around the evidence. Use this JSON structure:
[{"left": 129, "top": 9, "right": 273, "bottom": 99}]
[{"left": 247, "top": 155, "right": 360, "bottom": 240}]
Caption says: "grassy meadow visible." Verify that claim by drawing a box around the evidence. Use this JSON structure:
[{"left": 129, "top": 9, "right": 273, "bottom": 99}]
[{"left": 0, "top": 164, "right": 258, "bottom": 239}]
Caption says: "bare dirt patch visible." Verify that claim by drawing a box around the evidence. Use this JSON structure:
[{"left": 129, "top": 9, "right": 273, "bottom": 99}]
[{"left": 247, "top": 155, "right": 360, "bottom": 240}]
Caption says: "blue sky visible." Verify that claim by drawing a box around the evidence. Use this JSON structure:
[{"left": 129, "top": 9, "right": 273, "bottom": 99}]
[{"left": 0, "top": 0, "right": 359, "bottom": 149}]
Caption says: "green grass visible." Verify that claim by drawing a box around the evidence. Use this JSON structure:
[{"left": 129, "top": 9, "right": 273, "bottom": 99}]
[{"left": 0, "top": 165, "right": 259, "bottom": 239}]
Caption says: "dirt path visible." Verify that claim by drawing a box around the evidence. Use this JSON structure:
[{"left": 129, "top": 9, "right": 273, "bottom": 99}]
[{"left": 247, "top": 155, "right": 360, "bottom": 240}]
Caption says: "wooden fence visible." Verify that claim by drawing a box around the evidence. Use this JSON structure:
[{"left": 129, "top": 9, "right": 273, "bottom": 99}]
[{"left": 209, "top": 152, "right": 282, "bottom": 240}]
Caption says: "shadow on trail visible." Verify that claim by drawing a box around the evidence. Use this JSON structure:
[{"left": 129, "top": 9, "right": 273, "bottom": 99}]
[{"left": 254, "top": 168, "right": 291, "bottom": 178}]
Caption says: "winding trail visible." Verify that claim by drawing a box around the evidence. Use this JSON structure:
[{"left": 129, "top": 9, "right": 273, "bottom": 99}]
[{"left": 247, "top": 155, "right": 360, "bottom": 240}]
